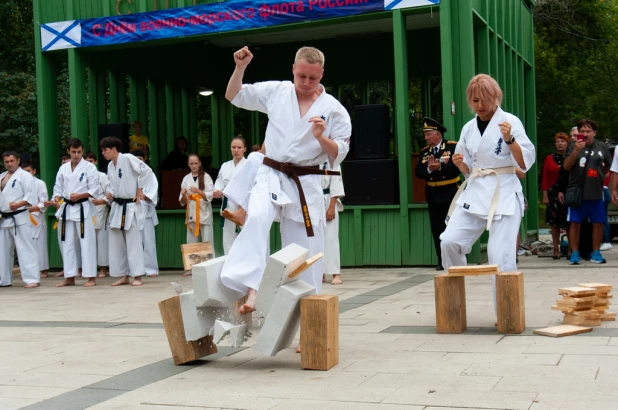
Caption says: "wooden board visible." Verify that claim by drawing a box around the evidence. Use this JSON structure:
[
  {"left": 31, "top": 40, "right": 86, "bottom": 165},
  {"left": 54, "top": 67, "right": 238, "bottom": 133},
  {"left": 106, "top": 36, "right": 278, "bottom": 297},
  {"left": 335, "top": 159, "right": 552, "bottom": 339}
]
[
  {"left": 556, "top": 300, "right": 594, "bottom": 309},
  {"left": 288, "top": 253, "right": 324, "bottom": 279},
  {"left": 300, "top": 295, "right": 339, "bottom": 371},
  {"left": 496, "top": 272, "right": 525, "bottom": 334},
  {"left": 578, "top": 283, "right": 613, "bottom": 292},
  {"left": 447, "top": 264, "right": 499, "bottom": 276},
  {"left": 601, "top": 312, "right": 617, "bottom": 319},
  {"left": 568, "top": 310, "right": 600, "bottom": 317},
  {"left": 180, "top": 242, "right": 215, "bottom": 271},
  {"left": 562, "top": 295, "right": 597, "bottom": 303},
  {"left": 434, "top": 274, "right": 467, "bottom": 334},
  {"left": 559, "top": 287, "right": 597, "bottom": 297},
  {"left": 533, "top": 325, "right": 593, "bottom": 338},
  {"left": 158, "top": 295, "right": 218, "bottom": 365},
  {"left": 563, "top": 315, "right": 601, "bottom": 327}
]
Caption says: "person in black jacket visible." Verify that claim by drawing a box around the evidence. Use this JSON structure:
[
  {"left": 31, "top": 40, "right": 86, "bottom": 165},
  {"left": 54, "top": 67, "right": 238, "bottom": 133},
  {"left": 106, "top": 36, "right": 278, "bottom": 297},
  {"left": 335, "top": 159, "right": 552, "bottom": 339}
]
[
  {"left": 158, "top": 136, "right": 189, "bottom": 171},
  {"left": 414, "top": 117, "right": 461, "bottom": 270}
]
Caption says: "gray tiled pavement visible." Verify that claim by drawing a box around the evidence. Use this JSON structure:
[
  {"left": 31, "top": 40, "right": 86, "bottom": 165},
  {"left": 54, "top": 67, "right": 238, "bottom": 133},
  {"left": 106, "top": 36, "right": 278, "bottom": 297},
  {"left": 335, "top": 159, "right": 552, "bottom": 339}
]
[{"left": 2, "top": 247, "right": 618, "bottom": 410}]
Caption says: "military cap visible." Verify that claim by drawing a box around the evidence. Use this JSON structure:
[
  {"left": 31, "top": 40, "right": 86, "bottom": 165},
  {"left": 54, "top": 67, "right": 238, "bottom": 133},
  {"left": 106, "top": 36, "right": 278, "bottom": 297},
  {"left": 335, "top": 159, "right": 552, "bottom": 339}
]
[{"left": 422, "top": 117, "right": 447, "bottom": 134}]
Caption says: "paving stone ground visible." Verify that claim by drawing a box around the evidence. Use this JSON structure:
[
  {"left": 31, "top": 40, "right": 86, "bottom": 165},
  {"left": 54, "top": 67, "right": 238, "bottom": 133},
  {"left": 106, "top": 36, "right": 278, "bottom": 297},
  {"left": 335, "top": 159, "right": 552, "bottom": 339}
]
[{"left": 2, "top": 245, "right": 618, "bottom": 410}]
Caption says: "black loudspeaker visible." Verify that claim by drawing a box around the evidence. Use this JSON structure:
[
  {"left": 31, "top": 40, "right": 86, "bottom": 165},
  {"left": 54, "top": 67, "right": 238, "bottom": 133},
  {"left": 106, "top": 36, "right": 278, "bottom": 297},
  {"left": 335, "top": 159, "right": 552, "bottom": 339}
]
[
  {"left": 98, "top": 123, "right": 130, "bottom": 173},
  {"left": 342, "top": 159, "right": 399, "bottom": 205},
  {"left": 353, "top": 104, "right": 390, "bottom": 160}
]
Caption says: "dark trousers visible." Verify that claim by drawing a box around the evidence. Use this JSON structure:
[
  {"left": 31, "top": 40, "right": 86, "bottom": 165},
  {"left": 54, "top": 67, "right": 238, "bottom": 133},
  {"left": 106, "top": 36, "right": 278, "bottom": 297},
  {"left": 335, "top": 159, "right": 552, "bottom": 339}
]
[{"left": 428, "top": 202, "right": 450, "bottom": 265}]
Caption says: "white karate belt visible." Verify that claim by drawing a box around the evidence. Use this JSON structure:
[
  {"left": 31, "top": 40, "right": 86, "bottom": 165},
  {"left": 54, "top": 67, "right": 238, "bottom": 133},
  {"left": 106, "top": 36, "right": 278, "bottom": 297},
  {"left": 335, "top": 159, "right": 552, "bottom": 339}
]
[{"left": 446, "top": 166, "right": 516, "bottom": 230}]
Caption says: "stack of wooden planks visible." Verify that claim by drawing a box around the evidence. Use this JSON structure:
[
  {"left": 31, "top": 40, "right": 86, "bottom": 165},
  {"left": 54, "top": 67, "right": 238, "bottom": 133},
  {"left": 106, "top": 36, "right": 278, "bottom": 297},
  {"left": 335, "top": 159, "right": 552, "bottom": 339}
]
[
  {"left": 579, "top": 283, "right": 617, "bottom": 322},
  {"left": 552, "top": 287, "right": 601, "bottom": 326}
]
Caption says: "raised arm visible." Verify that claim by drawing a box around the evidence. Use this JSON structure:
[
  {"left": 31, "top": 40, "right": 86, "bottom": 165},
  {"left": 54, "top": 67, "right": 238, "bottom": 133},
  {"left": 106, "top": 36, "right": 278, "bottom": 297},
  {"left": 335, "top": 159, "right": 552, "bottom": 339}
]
[{"left": 225, "top": 46, "right": 253, "bottom": 102}]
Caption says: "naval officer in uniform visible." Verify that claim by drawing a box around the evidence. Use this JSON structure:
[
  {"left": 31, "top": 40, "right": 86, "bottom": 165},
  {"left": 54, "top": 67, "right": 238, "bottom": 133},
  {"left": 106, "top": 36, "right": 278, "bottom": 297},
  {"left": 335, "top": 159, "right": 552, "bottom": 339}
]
[{"left": 414, "top": 117, "right": 461, "bottom": 270}]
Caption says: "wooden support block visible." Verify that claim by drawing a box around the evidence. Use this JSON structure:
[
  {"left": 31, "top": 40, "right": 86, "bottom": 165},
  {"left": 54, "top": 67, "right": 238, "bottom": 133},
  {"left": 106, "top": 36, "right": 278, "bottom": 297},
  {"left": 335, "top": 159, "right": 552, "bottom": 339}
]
[
  {"left": 533, "top": 325, "right": 593, "bottom": 338},
  {"left": 300, "top": 295, "right": 339, "bottom": 371},
  {"left": 496, "top": 272, "right": 525, "bottom": 334},
  {"left": 447, "top": 264, "right": 499, "bottom": 276},
  {"left": 434, "top": 274, "right": 467, "bottom": 334},
  {"left": 158, "top": 296, "right": 218, "bottom": 365}
]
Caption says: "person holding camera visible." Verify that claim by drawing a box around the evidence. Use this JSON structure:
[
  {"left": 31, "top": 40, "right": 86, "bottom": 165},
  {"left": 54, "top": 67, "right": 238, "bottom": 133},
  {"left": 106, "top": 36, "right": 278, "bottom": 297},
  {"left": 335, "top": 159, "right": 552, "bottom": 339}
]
[{"left": 563, "top": 119, "right": 612, "bottom": 265}]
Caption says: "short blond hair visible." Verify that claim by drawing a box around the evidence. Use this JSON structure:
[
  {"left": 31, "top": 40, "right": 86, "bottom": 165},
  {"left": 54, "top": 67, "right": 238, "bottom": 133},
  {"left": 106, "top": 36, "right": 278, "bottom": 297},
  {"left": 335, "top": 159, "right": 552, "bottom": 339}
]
[
  {"left": 466, "top": 74, "right": 503, "bottom": 110},
  {"left": 295, "top": 47, "right": 325, "bottom": 67}
]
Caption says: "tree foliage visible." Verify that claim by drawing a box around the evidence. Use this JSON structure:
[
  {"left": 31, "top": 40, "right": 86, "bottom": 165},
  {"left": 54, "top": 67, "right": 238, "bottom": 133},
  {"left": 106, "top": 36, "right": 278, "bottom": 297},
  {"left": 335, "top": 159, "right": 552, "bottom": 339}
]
[{"left": 534, "top": 0, "right": 618, "bottom": 162}]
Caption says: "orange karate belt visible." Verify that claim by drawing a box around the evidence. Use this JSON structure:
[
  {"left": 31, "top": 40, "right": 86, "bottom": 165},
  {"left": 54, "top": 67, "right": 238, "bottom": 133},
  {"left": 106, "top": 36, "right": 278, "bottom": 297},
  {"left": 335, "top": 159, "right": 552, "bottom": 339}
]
[{"left": 186, "top": 193, "right": 202, "bottom": 237}]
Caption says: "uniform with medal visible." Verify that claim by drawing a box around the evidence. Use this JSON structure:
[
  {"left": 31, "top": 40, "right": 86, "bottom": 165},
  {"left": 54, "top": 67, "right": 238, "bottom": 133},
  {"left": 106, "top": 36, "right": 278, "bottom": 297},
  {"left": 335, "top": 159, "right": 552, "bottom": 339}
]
[{"left": 414, "top": 117, "right": 460, "bottom": 270}]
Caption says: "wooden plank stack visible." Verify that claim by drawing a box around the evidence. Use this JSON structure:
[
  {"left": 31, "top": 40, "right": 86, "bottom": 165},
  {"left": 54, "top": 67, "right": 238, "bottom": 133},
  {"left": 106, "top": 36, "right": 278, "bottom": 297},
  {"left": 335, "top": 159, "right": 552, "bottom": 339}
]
[
  {"left": 578, "top": 283, "right": 617, "bottom": 322},
  {"left": 552, "top": 287, "right": 601, "bottom": 326}
]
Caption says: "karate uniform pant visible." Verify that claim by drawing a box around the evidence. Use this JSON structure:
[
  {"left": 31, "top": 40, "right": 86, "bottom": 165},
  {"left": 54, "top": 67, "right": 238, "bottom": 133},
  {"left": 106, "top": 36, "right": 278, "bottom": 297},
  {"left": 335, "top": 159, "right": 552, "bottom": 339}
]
[
  {"left": 109, "top": 224, "right": 144, "bottom": 277},
  {"left": 221, "top": 178, "right": 325, "bottom": 295},
  {"left": 61, "top": 220, "right": 97, "bottom": 278},
  {"left": 0, "top": 225, "right": 40, "bottom": 286},
  {"left": 428, "top": 202, "right": 450, "bottom": 266},
  {"left": 186, "top": 222, "right": 215, "bottom": 254},
  {"left": 141, "top": 217, "right": 159, "bottom": 275},
  {"left": 33, "top": 226, "right": 49, "bottom": 271},
  {"left": 222, "top": 219, "right": 240, "bottom": 255},
  {"left": 324, "top": 210, "right": 340, "bottom": 275},
  {"left": 440, "top": 205, "right": 521, "bottom": 313},
  {"left": 57, "top": 225, "right": 82, "bottom": 268},
  {"left": 96, "top": 227, "right": 109, "bottom": 267}
]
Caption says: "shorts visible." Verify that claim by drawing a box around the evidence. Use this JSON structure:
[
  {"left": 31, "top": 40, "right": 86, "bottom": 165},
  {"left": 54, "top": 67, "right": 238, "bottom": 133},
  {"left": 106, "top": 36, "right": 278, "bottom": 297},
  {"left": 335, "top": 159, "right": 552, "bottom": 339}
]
[{"left": 567, "top": 199, "right": 606, "bottom": 224}]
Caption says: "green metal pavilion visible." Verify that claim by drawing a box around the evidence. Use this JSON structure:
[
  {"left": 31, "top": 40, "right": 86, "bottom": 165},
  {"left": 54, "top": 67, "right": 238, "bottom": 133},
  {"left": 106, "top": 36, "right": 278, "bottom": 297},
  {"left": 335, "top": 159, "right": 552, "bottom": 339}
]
[{"left": 33, "top": 0, "right": 538, "bottom": 269}]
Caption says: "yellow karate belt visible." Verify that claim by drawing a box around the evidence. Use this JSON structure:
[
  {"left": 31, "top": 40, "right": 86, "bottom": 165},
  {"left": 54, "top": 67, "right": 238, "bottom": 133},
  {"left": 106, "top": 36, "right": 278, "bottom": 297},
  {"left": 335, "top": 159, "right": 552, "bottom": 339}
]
[
  {"left": 186, "top": 193, "right": 202, "bottom": 237},
  {"left": 29, "top": 214, "right": 38, "bottom": 226},
  {"left": 446, "top": 166, "right": 516, "bottom": 231},
  {"left": 52, "top": 199, "right": 64, "bottom": 230}
]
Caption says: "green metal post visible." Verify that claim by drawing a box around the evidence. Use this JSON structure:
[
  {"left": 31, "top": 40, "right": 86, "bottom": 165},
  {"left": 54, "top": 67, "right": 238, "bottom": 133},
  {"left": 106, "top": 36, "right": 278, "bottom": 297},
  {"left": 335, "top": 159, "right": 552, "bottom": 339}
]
[
  {"left": 68, "top": 50, "right": 89, "bottom": 144},
  {"left": 138, "top": 78, "right": 148, "bottom": 128},
  {"left": 182, "top": 88, "right": 190, "bottom": 142},
  {"left": 211, "top": 94, "right": 220, "bottom": 167},
  {"left": 108, "top": 71, "right": 119, "bottom": 123},
  {"left": 118, "top": 75, "right": 128, "bottom": 123},
  {"left": 130, "top": 75, "right": 139, "bottom": 123},
  {"left": 148, "top": 79, "right": 160, "bottom": 169},
  {"left": 439, "top": 0, "right": 456, "bottom": 135},
  {"left": 88, "top": 67, "right": 100, "bottom": 155},
  {"left": 393, "top": 9, "right": 411, "bottom": 265},
  {"left": 96, "top": 70, "right": 106, "bottom": 126},
  {"left": 165, "top": 82, "right": 175, "bottom": 154},
  {"left": 174, "top": 88, "right": 183, "bottom": 137},
  {"left": 189, "top": 89, "right": 198, "bottom": 154}
]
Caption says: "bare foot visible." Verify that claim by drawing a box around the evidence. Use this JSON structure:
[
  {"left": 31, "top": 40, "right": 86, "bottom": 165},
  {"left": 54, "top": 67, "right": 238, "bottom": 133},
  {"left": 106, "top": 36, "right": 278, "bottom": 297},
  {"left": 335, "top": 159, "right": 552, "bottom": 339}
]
[
  {"left": 97, "top": 268, "right": 108, "bottom": 278},
  {"left": 25, "top": 283, "right": 40, "bottom": 289},
  {"left": 132, "top": 277, "right": 143, "bottom": 286},
  {"left": 112, "top": 277, "right": 130, "bottom": 286},
  {"left": 55, "top": 278, "right": 75, "bottom": 287},
  {"left": 322, "top": 274, "right": 327, "bottom": 283},
  {"left": 331, "top": 274, "right": 343, "bottom": 285},
  {"left": 296, "top": 344, "right": 301, "bottom": 353},
  {"left": 147, "top": 274, "right": 158, "bottom": 277},
  {"left": 53, "top": 271, "right": 64, "bottom": 278},
  {"left": 181, "top": 270, "right": 192, "bottom": 276},
  {"left": 221, "top": 207, "right": 246, "bottom": 226},
  {"left": 77, "top": 269, "right": 83, "bottom": 278},
  {"left": 239, "top": 288, "right": 257, "bottom": 315},
  {"left": 40, "top": 271, "right": 49, "bottom": 279},
  {"left": 84, "top": 278, "right": 96, "bottom": 287}
]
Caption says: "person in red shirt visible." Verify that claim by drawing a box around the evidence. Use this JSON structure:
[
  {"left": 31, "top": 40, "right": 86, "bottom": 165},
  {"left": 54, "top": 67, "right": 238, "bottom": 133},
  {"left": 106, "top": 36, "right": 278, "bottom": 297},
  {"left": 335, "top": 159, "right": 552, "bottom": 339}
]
[{"left": 542, "top": 132, "right": 569, "bottom": 258}]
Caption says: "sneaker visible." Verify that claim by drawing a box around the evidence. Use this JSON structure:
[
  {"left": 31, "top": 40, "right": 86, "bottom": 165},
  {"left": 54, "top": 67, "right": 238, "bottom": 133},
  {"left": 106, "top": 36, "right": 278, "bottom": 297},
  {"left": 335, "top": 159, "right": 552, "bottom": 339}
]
[
  {"left": 569, "top": 251, "right": 580, "bottom": 265},
  {"left": 590, "top": 250, "right": 607, "bottom": 264},
  {"left": 600, "top": 243, "right": 613, "bottom": 251}
]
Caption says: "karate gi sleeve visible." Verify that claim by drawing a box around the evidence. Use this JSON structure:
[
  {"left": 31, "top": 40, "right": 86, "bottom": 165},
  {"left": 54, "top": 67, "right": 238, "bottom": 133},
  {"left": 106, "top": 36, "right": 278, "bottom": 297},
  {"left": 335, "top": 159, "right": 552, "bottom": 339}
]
[
  {"left": 610, "top": 149, "right": 618, "bottom": 174},
  {"left": 203, "top": 173, "right": 214, "bottom": 203},
  {"left": 142, "top": 169, "right": 159, "bottom": 204},
  {"left": 509, "top": 115, "right": 535, "bottom": 172},
  {"left": 37, "top": 182, "right": 48, "bottom": 213},
  {"left": 86, "top": 164, "right": 100, "bottom": 198},
  {"left": 179, "top": 176, "right": 187, "bottom": 203},
  {"left": 52, "top": 168, "right": 64, "bottom": 200},
  {"left": 327, "top": 107, "right": 352, "bottom": 169},
  {"left": 22, "top": 173, "right": 36, "bottom": 207},
  {"left": 231, "top": 81, "right": 280, "bottom": 114},
  {"left": 127, "top": 154, "right": 158, "bottom": 192},
  {"left": 455, "top": 125, "right": 473, "bottom": 176},
  {"left": 214, "top": 165, "right": 226, "bottom": 191},
  {"left": 329, "top": 165, "right": 345, "bottom": 199}
]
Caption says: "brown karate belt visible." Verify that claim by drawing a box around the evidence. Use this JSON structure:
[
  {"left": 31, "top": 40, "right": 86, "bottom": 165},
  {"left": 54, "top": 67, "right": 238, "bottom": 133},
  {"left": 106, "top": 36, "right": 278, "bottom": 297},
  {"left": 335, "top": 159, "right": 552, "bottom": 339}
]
[{"left": 262, "top": 157, "right": 340, "bottom": 237}]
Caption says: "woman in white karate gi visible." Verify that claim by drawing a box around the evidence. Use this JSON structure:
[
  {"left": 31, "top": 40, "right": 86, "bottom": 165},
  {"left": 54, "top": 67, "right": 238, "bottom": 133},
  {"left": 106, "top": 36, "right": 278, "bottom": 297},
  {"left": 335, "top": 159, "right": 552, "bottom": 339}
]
[
  {"left": 179, "top": 154, "right": 215, "bottom": 275},
  {"left": 213, "top": 136, "right": 247, "bottom": 255},
  {"left": 440, "top": 74, "right": 535, "bottom": 314},
  {"left": 322, "top": 162, "right": 345, "bottom": 285}
]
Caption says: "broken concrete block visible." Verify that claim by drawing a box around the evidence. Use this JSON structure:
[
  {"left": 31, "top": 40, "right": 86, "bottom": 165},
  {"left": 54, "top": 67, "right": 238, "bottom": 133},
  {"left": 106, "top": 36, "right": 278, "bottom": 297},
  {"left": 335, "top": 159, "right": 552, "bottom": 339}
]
[
  {"left": 254, "top": 244, "right": 309, "bottom": 318},
  {"left": 253, "top": 280, "right": 316, "bottom": 357},
  {"left": 229, "top": 323, "right": 248, "bottom": 348},
  {"left": 213, "top": 320, "right": 235, "bottom": 344},
  {"left": 179, "top": 290, "right": 216, "bottom": 341},
  {"left": 193, "top": 256, "right": 245, "bottom": 308}
]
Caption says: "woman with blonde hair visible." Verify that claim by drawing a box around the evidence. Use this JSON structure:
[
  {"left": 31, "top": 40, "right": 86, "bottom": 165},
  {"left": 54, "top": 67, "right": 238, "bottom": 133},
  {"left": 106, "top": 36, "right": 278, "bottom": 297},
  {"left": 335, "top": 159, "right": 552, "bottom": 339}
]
[
  {"left": 541, "top": 132, "right": 570, "bottom": 258},
  {"left": 179, "top": 153, "right": 215, "bottom": 275},
  {"left": 441, "top": 74, "right": 535, "bottom": 312}
]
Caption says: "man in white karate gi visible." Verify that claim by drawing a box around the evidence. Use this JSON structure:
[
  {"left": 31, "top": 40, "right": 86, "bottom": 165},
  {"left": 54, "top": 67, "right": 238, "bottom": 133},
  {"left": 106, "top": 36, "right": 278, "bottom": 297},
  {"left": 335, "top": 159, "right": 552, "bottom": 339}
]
[
  {"left": 220, "top": 46, "right": 351, "bottom": 314},
  {"left": 0, "top": 151, "right": 40, "bottom": 288},
  {"left": 101, "top": 137, "right": 157, "bottom": 286},
  {"left": 84, "top": 152, "right": 111, "bottom": 278},
  {"left": 22, "top": 162, "right": 50, "bottom": 279},
  {"left": 51, "top": 138, "right": 100, "bottom": 287},
  {"left": 133, "top": 150, "right": 160, "bottom": 277}
]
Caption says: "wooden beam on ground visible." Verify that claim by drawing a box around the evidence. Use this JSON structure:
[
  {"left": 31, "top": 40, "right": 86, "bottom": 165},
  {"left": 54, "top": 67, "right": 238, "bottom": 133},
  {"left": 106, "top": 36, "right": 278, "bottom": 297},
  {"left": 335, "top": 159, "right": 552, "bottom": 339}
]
[
  {"left": 301, "top": 295, "right": 339, "bottom": 371},
  {"left": 533, "top": 325, "right": 592, "bottom": 338},
  {"left": 434, "top": 274, "right": 466, "bottom": 334},
  {"left": 496, "top": 272, "right": 525, "bottom": 334},
  {"left": 158, "top": 296, "right": 218, "bottom": 365},
  {"left": 447, "top": 265, "right": 499, "bottom": 276}
]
